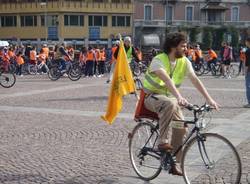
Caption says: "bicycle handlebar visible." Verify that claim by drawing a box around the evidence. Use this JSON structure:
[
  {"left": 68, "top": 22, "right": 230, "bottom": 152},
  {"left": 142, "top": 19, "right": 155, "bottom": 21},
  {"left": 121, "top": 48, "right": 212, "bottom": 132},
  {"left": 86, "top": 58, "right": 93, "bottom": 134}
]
[{"left": 185, "top": 103, "right": 214, "bottom": 113}]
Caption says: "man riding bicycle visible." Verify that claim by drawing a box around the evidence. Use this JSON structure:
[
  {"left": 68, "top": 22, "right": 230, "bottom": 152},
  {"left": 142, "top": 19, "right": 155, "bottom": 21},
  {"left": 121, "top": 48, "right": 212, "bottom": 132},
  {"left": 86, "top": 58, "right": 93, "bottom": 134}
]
[
  {"left": 54, "top": 42, "right": 72, "bottom": 73},
  {"left": 142, "top": 32, "right": 219, "bottom": 176}
]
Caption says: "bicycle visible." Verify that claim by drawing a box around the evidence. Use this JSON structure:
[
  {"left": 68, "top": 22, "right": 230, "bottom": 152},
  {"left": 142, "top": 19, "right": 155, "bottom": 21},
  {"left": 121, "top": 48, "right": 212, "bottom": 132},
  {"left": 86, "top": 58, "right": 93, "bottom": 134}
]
[
  {"left": 129, "top": 103, "right": 241, "bottom": 183},
  {"left": 210, "top": 62, "right": 238, "bottom": 78},
  {"left": 48, "top": 59, "right": 82, "bottom": 81},
  {"left": 0, "top": 67, "right": 16, "bottom": 88}
]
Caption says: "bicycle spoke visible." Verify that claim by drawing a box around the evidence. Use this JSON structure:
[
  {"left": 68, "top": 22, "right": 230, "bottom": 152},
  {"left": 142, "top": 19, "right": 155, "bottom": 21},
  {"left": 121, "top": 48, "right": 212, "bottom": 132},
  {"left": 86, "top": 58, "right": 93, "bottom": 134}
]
[{"left": 182, "top": 133, "right": 241, "bottom": 184}]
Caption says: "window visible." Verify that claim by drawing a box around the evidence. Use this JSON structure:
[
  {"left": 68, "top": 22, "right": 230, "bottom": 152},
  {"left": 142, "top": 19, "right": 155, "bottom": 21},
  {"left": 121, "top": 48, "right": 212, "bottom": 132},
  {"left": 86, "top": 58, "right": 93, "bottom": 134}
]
[
  {"left": 112, "top": 16, "right": 130, "bottom": 27},
  {"left": 186, "top": 6, "right": 193, "bottom": 21},
  {"left": 166, "top": 5, "right": 173, "bottom": 22},
  {"left": 41, "top": 15, "right": 58, "bottom": 26},
  {"left": 64, "top": 15, "right": 84, "bottom": 26},
  {"left": 231, "top": 7, "right": 239, "bottom": 21},
  {"left": 88, "top": 15, "right": 107, "bottom": 27},
  {"left": 20, "top": 16, "right": 37, "bottom": 27},
  {"left": 144, "top": 5, "right": 152, "bottom": 21},
  {"left": 0, "top": 16, "right": 17, "bottom": 27}
]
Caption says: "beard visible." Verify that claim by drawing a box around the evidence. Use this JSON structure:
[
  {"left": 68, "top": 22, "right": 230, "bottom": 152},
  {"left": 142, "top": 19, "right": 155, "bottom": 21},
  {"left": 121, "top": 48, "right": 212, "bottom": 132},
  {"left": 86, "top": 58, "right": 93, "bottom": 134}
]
[{"left": 175, "top": 50, "right": 184, "bottom": 58}]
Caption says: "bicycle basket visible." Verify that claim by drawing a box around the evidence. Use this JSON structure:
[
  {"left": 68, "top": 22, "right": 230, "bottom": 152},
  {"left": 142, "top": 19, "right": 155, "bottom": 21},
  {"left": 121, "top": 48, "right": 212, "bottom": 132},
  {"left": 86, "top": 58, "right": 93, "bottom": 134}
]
[{"left": 134, "top": 90, "right": 159, "bottom": 121}]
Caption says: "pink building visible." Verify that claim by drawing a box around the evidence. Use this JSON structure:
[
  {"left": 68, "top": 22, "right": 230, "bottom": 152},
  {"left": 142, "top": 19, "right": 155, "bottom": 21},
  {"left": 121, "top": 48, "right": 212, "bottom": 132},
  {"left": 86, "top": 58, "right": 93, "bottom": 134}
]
[{"left": 134, "top": 0, "right": 250, "bottom": 47}]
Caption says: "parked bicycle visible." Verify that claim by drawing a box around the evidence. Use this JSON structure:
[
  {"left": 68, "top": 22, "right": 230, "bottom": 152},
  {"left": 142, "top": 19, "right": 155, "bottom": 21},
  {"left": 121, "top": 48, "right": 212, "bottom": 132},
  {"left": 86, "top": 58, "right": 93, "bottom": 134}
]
[{"left": 129, "top": 103, "right": 241, "bottom": 183}]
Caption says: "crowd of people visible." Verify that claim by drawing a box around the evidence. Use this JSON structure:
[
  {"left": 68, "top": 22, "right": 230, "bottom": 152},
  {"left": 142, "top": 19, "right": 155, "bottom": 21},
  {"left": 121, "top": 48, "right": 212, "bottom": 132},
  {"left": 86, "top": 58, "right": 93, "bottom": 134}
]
[
  {"left": 0, "top": 36, "right": 248, "bottom": 81},
  {"left": 0, "top": 36, "right": 144, "bottom": 80}
]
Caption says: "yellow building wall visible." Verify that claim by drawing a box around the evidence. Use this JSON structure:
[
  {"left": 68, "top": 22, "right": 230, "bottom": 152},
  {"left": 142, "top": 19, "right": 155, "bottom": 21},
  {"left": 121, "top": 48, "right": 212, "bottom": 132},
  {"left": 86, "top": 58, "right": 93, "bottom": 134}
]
[{"left": 0, "top": 1, "right": 134, "bottom": 41}]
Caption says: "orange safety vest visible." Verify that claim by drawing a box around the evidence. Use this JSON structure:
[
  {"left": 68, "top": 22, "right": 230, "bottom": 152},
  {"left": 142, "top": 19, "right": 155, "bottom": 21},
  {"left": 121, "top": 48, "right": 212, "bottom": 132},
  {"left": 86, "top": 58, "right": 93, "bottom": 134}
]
[
  {"left": 188, "top": 49, "right": 196, "bottom": 62},
  {"left": 137, "top": 50, "right": 142, "bottom": 61},
  {"left": 42, "top": 47, "right": 49, "bottom": 59},
  {"left": 8, "top": 50, "right": 15, "bottom": 58},
  {"left": 195, "top": 49, "right": 203, "bottom": 59},
  {"left": 98, "top": 50, "right": 106, "bottom": 61},
  {"left": 17, "top": 56, "right": 24, "bottom": 65},
  {"left": 208, "top": 50, "right": 217, "bottom": 60},
  {"left": 79, "top": 52, "right": 86, "bottom": 63},
  {"left": 39, "top": 53, "right": 46, "bottom": 64},
  {"left": 2, "top": 53, "right": 10, "bottom": 62},
  {"left": 30, "top": 50, "right": 37, "bottom": 61},
  {"left": 86, "top": 51, "right": 94, "bottom": 61},
  {"left": 240, "top": 50, "right": 246, "bottom": 62}
]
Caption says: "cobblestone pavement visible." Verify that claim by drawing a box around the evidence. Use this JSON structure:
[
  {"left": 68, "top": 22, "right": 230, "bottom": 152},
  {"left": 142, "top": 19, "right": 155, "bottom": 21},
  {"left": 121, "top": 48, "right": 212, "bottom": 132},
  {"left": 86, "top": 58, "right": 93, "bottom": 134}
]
[{"left": 0, "top": 74, "right": 249, "bottom": 184}]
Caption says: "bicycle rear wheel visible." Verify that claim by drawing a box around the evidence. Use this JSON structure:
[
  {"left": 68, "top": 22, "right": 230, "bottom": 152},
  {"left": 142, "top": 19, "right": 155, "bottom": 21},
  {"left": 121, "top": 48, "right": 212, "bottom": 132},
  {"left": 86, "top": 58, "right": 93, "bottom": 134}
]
[
  {"left": 0, "top": 72, "right": 16, "bottom": 88},
  {"left": 129, "top": 122, "right": 162, "bottom": 181},
  {"left": 182, "top": 133, "right": 241, "bottom": 184},
  {"left": 48, "top": 66, "right": 61, "bottom": 81},
  {"left": 229, "top": 63, "right": 238, "bottom": 78}
]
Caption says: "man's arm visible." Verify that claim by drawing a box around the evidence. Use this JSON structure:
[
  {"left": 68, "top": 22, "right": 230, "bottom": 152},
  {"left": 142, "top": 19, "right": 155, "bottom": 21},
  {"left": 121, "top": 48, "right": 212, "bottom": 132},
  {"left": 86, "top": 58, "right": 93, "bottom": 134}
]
[
  {"left": 114, "top": 46, "right": 119, "bottom": 59},
  {"left": 132, "top": 47, "right": 140, "bottom": 61},
  {"left": 189, "top": 73, "right": 219, "bottom": 109}
]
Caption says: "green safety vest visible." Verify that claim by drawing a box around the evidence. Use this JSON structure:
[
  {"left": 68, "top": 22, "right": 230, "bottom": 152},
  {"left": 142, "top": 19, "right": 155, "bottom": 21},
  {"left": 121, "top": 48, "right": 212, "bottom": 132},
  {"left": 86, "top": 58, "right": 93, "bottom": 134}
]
[
  {"left": 126, "top": 46, "right": 132, "bottom": 63},
  {"left": 143, "top": 53, "right": 187, "bottom": 95}
]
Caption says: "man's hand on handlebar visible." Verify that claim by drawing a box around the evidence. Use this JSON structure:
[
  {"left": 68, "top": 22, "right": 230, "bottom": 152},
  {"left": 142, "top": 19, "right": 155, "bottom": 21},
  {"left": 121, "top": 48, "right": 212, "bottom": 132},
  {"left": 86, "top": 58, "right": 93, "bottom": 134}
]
[
  {"left": 207, "top": 98, "right": 220, "bottom": 110},
  {"left": 177, "top": 96, "right": 189, "bottom": 107}
]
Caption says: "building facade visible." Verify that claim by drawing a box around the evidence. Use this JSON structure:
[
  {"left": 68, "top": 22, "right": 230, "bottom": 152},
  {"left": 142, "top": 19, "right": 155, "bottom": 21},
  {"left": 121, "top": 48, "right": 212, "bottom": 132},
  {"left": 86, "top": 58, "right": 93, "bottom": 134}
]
[
  {"left": 134, "top": 0, "right": 250, "bottom": 48},
  {"left": 0, "top": 0, "right": 133, "bottom": 47}
]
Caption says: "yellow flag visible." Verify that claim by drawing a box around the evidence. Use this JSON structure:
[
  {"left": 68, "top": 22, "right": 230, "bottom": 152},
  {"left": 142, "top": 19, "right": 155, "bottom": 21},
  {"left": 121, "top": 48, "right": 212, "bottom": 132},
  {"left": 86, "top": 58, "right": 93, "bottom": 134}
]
[{"left": 101, "top": 40, "right": 136, "bottom": 124}]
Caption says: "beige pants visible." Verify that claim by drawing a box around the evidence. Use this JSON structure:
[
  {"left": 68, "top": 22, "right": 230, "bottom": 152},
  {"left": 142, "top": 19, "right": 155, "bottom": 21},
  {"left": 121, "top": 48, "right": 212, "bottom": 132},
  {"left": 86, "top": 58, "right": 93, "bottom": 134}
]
[{"left": 144, "top": 93, "right": 187, "bottom": 162}]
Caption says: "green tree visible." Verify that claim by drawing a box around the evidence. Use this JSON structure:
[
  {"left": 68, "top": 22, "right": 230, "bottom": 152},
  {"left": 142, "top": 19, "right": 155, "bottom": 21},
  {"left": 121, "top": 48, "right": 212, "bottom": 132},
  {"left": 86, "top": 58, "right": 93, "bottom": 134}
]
[
  {"left": 202, "top": 27, "right": 213, "bottom": 49},
  {"left": 229, "top": 26, "right": 239, "bottom": 49},
  {"left": 213, "top": 26, "right": 228, "bottom": 50},
  {"left": 189, "top": 27, "right": 200, "bottom": 44}
]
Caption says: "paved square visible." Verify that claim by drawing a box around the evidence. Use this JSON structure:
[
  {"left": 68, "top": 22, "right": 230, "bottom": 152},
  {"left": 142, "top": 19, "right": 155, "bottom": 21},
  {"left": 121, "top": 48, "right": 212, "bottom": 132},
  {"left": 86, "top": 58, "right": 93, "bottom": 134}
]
[{"left": 0, "top": 75, "right": 249, "bottom": 184}]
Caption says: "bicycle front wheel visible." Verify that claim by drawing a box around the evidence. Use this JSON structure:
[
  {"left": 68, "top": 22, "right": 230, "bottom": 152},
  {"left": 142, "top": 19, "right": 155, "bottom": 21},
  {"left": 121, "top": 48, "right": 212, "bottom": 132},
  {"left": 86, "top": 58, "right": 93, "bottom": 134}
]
[
  {"left": 182, "top": 133, "right": 241, "bottom": 184},
  {"left": 68, "top": 65, "right": 82, "bottom": 81},
  {"left": 0, "top": 73, "right": 16, "bottom": 88},
  {"left": 129, "top": 122, "right": 162, "bottom": 181}
]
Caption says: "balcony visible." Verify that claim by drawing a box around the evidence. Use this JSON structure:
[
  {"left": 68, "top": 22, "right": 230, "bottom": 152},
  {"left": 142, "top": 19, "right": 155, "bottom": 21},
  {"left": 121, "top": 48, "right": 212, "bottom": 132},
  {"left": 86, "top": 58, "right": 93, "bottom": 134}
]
[
  {"left": 134, "top": 19, "right": 250, "bottom": 28},
  {"left": 206, "top": 0, "right": 221, "bottom": 4}
]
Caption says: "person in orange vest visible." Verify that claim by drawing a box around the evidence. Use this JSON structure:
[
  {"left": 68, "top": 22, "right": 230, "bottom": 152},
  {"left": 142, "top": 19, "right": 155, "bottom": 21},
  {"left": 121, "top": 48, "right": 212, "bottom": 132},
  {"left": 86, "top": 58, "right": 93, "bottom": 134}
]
[
  {"left": 16, "top": 51, "right": 25, "bottom": 76},
  {"left": 97, "top": 47, "right": 106, "bottom": 77},
  {"left": 106, "top": 40, "right": 119, "bottom": 83},
  {"left": 187, "top": 45, "right": 196, "bottom": 63},
  {"left": 85, "top": 46, "right": 95, "bottom": 77},
  {"left": 38, "top": 49, "right": 49, "bottom": 73},
  {"left": 239, "top": 46, "right": 246, "bottom": 75},
  {"left": 29, "top": 46, "right": 37, "bottom": 65},
  {"left": 41, "top": 44, "right": 49, "bottom": 60},
  {"left": 135, "top": 47, "right": 143, "bottom": 61},
  {"left": 93, "top": 47, "right": 100, "bottom": 77},
  {"left": 0, "top": 47, "right": 10, "bottom": 72},
  {"left": 79, "top": 46, "right": 87, "bottom": 64},
  {"left": 207, "top": 48, "right": 218, "bottom": 71},
  {"left": 194, "top": 44, "right": 204, "bottom": 64}
]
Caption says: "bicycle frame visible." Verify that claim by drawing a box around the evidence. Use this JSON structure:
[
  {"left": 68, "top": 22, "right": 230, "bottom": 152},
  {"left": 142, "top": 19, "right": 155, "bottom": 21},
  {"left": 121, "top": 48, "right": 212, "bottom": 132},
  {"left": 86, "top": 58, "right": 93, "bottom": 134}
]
[{"left": 138, "top": 109, "right": 213, "bottom": 170}]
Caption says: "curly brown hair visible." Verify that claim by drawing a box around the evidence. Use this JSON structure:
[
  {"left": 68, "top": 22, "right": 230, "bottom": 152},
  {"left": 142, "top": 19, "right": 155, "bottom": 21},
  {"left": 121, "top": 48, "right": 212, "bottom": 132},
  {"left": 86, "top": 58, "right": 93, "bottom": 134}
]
[{"left": 163, "top": 32, "right": 187, "bottom": 54}]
